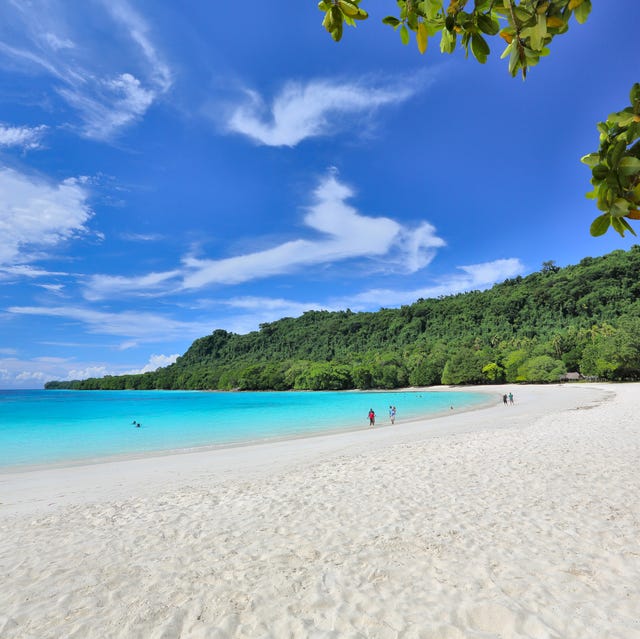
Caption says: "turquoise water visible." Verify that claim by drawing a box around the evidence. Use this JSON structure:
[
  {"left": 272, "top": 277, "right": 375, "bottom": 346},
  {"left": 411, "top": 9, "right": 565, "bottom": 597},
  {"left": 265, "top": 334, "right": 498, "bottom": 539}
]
[{"left": 0, "top": 389, "right": 489, "bottom": 469}]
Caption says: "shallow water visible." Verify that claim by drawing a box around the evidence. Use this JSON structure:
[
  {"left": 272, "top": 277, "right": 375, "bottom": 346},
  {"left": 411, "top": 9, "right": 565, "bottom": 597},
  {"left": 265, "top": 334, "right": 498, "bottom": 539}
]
[{"left": 0, "top": 389, "right": 489, "bottom": 468}]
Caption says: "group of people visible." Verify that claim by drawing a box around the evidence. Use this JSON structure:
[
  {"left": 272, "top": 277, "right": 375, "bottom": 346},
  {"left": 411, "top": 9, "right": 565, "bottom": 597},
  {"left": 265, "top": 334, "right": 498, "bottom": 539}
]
[
  {"left": 502, "top": 392, "right": 514, "bottom": 405},
  {"left": 367, "top": 405, "right": 397, "bottom": 427}
]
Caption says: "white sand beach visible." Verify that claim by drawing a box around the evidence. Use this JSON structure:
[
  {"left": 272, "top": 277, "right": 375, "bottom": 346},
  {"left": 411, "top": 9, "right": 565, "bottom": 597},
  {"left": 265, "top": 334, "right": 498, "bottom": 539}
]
[{"left": 1, "top": 383, "right": 639, "bottom": 639}]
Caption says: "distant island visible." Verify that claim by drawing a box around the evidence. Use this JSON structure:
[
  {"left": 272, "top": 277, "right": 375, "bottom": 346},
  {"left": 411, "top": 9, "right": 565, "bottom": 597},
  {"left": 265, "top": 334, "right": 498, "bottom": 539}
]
[{"left": 46, "top": 247, "right": 640, "bottom": 391}]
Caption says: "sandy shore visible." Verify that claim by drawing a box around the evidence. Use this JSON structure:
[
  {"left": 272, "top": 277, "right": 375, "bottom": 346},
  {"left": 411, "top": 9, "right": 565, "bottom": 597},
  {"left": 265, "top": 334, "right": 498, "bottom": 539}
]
[{"left": 1, "top": 383, "right": 639, "bottom": 638}]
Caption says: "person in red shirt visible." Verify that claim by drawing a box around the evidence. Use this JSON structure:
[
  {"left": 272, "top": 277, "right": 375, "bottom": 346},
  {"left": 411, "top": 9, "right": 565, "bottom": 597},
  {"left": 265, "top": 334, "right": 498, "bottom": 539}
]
[{"left": 368, "top": 408, "right": 375, "bottom": 426}]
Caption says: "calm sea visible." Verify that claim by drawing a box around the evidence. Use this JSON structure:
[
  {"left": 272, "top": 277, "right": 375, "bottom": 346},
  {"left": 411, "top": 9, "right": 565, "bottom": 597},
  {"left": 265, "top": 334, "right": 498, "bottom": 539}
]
[{"left": 0, "top": 389, "right": 489, "bottom": 469}]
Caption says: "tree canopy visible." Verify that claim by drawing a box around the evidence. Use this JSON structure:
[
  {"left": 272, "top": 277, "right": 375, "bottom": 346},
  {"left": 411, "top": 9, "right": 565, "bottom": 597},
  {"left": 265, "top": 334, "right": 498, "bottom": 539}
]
[
  {"left": 46, "top": 246, "right": 640, "bottom": 391},
  {"left": 316, "top": 1, "right": 640, "bottom": 237}
]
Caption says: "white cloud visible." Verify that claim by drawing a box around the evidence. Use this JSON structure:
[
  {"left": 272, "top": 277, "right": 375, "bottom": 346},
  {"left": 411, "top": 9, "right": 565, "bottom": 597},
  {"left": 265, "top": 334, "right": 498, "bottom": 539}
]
[
  {"left": 0, "top": 1, "right": 172, "bottom": 141},
  {"left": 65, "top": 365, "right": 109, "bottom": 380},
  {"left": 120, "top": 232, "right": 164, "bottom": 242},
  {"left": 37, "top": 283, "right": 65, "bottom": 294},
  {"left": 124, "top": 353, "right": 180, "bottom": 374},
  {"left": 0, "top": 124, "right": 47, "bottom": 150},
  {"left": 43, "top": 32, "right": 75, "bottom": 51},
  {"left": 0, "top": 265, "right": 69, "bottom": 279},
  {"left": 347, "top": 258, "right": 526, "bottom": 308},
  {"left": 84, "top": 270, "right": 181, "bottom": 301},
  {"left": 216, "top": 296, "right": 329, "bottom": 334},
  {"left": 82, "top": 171, "right": 446, "bottom": 299},
  {"left": 0, "top": 40, "right": 69, "bottom": 80},
  {"left": 0, "top": 357, "right": 61, "bottom": 389},
  {"left": 0, "top": 351, "right": 181, "bottom": 388},
  {"left": 227, "top": 78, "right": 417, "bottom": 146},
  {"left": 181, "top": 172, "right": 444, "bottom": 290},
  {"left": 457, "top": 258, "right": 524, "bottom": 286},
  {"left": 0, "top": 167, "right": 92, "bottom": 267},
  {"left": 58, "top": 72, "right": 156, "bottom": 141},
  {"left": 7, "top": 305, "right": 213, "bottom": 346},
  {"left": 224, "top": 296, "right": 324, "bottom": 314},
  {"left": 101, "top": 0, "right": 172, "bottom": 93}
]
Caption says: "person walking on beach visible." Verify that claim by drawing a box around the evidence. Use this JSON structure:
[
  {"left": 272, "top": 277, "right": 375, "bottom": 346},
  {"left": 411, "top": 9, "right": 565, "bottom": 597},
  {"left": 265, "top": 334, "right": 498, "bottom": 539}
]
[
  {"left": 368, "top": 408, "right": 376, "bottom": 427},
  {"left": 503, "top": 394, "right": 508, "bottom": 405},
  {"left": 389, "top": 405, "right": 396, "bottom": 424},
  {"left": 508, "top": 392, "right": 514, "bottom": 405}
]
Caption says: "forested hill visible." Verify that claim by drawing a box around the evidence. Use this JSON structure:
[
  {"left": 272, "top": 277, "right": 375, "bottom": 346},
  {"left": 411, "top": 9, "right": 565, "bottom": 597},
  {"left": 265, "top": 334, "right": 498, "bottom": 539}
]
[{"left": 46, "top": 247, "right": 640, "bottom": 390}]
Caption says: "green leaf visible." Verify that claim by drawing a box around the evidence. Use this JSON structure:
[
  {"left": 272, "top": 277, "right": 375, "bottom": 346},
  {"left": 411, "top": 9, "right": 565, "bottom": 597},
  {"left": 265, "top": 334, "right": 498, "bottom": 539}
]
[
  {"left": 608, "top": 139, "right": 627, "bottom": 167},
  {"left": 477, "top": 13, "right": 499, "bottom": 35},
  {"left": 382, "top": 16, "right": 401, "bottom": 27},
  {"left": 400, "top": 24, "right": 410, "bottom": 45},
  {"left": 423, "top": 0, "right": 442, "bottom": 20},
  {"left": 574, "top": 0, "right": 591, "bottom": 24},
  {"left": 500, "top": 41, "right": 513, "bottom": 59},
  {"left": 590, "top": 214, "right": 611, "bottom": 237},
  {"left": 610, "top": 215, "right": 636, "bottom": 237},
  {"left": 471, "top": 32, "right": 490, "bottom": 63},
  {"left": 592, "top": 164, "right": 609, "bottom": 180},
  {"left": 618, "top": 156, "right": 640, "bottom": 176},
  {"left": 529, "top": 13, "right": 547, "bottom": 51},
  {"left": 508, "top": 40, "right": 520, "bottom": 76},
  {"left": 580, "top": 153, "right": 599, "bottom": 167},
  {"left": 338, "top": 0, "right": 359, "bottom": 18},
  {"left": 514, "top": 7, "right": 535, "bottom": 25},
  {"left": 474, "top": 0, "right": 492, "bottom": 11},
  {"left": 440, "top": 27, "right": 455, "bottom": 53}
]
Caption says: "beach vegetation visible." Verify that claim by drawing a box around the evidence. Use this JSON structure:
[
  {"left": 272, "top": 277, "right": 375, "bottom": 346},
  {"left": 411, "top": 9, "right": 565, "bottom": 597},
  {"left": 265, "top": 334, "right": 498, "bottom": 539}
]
[{"left": 45, "top": 246, "right": 640, "bottom": 390}]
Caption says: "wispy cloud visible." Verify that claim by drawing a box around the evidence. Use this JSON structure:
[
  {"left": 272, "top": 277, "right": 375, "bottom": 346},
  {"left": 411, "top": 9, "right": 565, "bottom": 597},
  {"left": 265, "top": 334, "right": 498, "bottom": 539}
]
[
  {"left": 120, "top": 232, "right": 164, "bottom": 242},
  {"left": 82, "top": 171, "right": 446, "bottom": 299},
  {"left": 346, "top": 258, "right": 526, "bottom": 308},
  {"left": 0, "top": 167, "right": 92, "bottom": 268},
  {"left": 100, "top": 0, "right": 172, "bottom": 93},
  {"left": 0, "top": 0, "right": 172, "bottom": 141},
  {"left": 0, "top": 124, "right": 47, "bottom": 150},
  {"left": 226, "top": 78, "right": 419, "bottom": 146},
  {"left": 6, "top": 305, "right": 213, "bottom": 347},
  {"left": 213, "top": 258, "right": 526, "bottom": 324},
  {"left": 58, "top": 73, "right": 157, "bottom": 141},
  {"left": 43, "top": 32, "right": 75, "bottom": 51},
  {"left": 0, "top": 265, "right": 69, "bottom": 279},
  {"left": 83, "top": 270, "right": 182, "bottom": 301}
]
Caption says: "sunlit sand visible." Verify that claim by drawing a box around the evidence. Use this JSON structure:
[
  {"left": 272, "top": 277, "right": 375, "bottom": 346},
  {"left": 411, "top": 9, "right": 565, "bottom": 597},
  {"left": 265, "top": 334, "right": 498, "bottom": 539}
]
[{"left": 1, "top": 383, "right": 639, "bottom": 638}]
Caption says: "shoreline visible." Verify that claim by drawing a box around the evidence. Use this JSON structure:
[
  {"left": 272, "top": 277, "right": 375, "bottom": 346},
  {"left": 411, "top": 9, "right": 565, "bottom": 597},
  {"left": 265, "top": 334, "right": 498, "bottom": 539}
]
[
  {"left": 0, "top": 383, "right": 609, "bottom": 515},
  {"left": 0, "top": 386, "right": 496, "bottom": 476},
  {"left": 1, "top": 382, "right": 638, "bottom": 638}
]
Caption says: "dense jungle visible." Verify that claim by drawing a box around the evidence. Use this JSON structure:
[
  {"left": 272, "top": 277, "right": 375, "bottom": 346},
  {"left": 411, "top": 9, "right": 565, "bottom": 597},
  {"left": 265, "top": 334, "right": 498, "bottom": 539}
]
[{"left": 46, "top": 247, "right": 640, "bottom": 390}]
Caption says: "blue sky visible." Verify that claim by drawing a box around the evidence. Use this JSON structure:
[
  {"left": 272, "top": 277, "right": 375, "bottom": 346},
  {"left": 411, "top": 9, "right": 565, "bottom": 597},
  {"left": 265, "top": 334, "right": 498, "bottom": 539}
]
[{"left": 0, "top": 1, "right": 638, "bottom": 389}]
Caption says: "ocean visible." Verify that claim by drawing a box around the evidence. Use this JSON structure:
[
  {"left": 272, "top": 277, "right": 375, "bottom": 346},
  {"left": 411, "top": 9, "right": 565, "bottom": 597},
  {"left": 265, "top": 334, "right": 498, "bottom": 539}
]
[{"left": 0, "top": 389, "right": 490, "bottom": 469}]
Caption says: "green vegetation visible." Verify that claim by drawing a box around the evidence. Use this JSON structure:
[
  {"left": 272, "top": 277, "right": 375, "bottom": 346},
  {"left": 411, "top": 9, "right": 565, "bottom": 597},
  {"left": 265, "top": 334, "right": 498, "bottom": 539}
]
[
  {"left": 45, "top": 247, "right": 640, "bottom": 391},
  {"left": 317, "top": 1, "right": 640, "bottom": 237}
]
